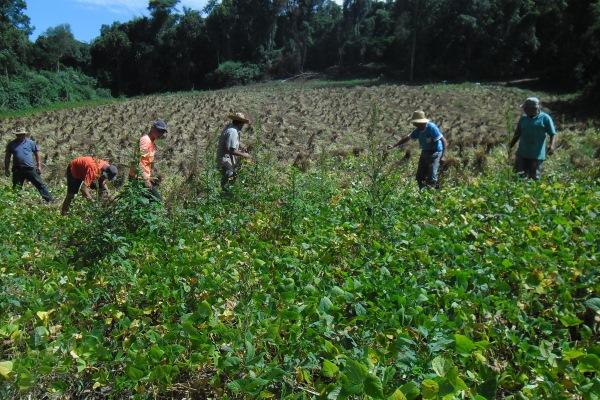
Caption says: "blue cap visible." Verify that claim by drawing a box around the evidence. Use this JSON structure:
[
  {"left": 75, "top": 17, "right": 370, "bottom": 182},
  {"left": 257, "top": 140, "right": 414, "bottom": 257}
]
[{"left": 152, "top": 119, "right": 168, "bottom": 132}]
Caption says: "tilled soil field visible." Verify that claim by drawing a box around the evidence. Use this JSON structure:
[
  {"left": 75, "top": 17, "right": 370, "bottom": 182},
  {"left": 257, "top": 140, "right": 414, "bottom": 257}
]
[{"left": 0, "top": 82, "right": 564, "bottom": 183}]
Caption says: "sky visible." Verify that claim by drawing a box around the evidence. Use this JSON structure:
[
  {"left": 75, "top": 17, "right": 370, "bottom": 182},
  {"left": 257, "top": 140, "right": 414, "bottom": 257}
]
[
  {"left": 26, "top": 0, "right": 209, "bottom": 43},
  {"left": 26, "top": 0, "right": 344, "bottom": 44}
]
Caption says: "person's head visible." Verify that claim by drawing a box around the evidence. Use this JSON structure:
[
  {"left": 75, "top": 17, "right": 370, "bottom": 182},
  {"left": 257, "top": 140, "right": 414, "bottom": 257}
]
[
  {"left": 522, "top": 97, "right": 541, "bottom": 118},
  {"left": 100, "top": 164, "right": 118, "bottom": 182},
  {"left": 149, "top": 119, "right": 168, "bottom": 140},
  {"left": 410, "top": 110, "right": 430, "bottom": 130},
  {"left": 13, "top": 127, "right": 29, "bottom": 141},
  {"left": 228, "top": 112, "right": 251, "bottom": 129}
]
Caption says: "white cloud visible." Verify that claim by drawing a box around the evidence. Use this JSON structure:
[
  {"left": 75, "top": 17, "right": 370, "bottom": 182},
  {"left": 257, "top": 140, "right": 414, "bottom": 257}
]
[{"left": 74, "top": 0, "right": 147, "bottom": 15}]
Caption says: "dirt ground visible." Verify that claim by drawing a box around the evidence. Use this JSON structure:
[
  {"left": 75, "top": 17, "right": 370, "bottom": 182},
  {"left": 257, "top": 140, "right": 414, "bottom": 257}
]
[{"left": 0, "top": 82, "right": 566, "bottom": 183}]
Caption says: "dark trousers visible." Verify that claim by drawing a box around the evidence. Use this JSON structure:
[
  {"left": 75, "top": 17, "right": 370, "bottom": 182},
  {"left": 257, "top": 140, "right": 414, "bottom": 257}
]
[
  {"left": 416, "top": 151, "right": 442, "bottom": 189},
  {"left": 12, "top": 167, "right": 54, "bottom": 202},
  {"left": 515, "top": 157, "right": 543, "bottom": 180}
]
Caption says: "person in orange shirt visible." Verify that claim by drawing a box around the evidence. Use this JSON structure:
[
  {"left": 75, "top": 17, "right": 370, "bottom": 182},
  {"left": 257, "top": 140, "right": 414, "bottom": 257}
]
[
  {"left": 61, "top": 156, "right": 118, "bottom": 215},
  {"left": 133, "top": 119, "right": 167, "bottom": 201}
]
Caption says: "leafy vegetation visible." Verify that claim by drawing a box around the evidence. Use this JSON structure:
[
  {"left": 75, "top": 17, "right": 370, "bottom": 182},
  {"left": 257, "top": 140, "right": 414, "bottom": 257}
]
[
  {"left": 0, "top": 68, "right": 110, "bottom": 113},
  {"left": 3, "top": 0, "right": 600, "bottom": 112},
  {"left": 1, "top": 118, "right": 599, "bottom": 398}
]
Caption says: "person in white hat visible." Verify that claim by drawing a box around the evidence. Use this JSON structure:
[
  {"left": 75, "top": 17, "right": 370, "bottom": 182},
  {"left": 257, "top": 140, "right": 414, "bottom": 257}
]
[
  {"left": 4, "top": 127, "right": 54, "bottom": 202},
  {"left": 509, "top": 97, "right": 557, "bottom": 179},
  {"left": 390, "top": 110, "right": 448, "bottom": 189},
  {"left": 216, "top": 112, "right": 252, "bottom": 191}
]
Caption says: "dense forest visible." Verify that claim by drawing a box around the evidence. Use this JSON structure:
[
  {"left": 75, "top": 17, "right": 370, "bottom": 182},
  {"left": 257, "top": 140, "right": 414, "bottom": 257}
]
[{"left": 1, "top": 0, "right": 600, "bottom": 110}]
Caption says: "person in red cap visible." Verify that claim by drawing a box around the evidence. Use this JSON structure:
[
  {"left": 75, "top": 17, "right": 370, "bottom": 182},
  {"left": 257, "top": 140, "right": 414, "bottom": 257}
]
[
  {"left": 61, "top": 156, "right": 118, "bottom": 215},
  {"left": 130, "top": 119, "right": 167, "bottom": 200}
]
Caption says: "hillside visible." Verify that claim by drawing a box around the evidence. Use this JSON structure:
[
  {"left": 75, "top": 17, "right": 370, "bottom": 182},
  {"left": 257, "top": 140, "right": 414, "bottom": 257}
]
[{"left": 1, "top": 82, "right": 599, "bottom": 399}]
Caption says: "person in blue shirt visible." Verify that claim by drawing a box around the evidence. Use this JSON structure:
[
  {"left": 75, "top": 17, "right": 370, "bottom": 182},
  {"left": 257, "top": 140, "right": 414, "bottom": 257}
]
[
  {"left": 509, "top": 97, "right": 557, "bottom": 180},
  {"left": 4, "top": 127, "right": 54, "bottom": 202},
  {"left": 390, "top": 110, "right": 448, "bottom": 189}
]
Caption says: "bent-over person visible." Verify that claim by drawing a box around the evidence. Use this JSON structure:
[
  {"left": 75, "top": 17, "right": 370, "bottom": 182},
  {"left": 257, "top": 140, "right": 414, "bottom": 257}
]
[{"left": 61, "top": 156, "right": 117, "bottom": 215}]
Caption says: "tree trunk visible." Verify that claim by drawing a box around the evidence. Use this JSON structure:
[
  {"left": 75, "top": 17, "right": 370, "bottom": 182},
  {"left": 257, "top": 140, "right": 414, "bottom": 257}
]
[{"left": 409, "top": 0, "right": 420, "bottom": 82}]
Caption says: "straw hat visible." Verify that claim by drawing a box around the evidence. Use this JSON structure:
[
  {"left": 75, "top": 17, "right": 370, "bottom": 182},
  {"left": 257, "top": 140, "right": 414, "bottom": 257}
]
[
  {"left": 410, "top": 111, "right": 430, "bottom": 124},
  {"left": 228, "top": 112, "right": 250, "bottom": 124},
  {"left": 13, "top": 127, "right": 29, "bottom": 135}
]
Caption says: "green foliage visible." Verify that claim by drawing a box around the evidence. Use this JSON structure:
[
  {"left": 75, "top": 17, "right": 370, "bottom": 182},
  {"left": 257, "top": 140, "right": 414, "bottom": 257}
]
[
  {"left": 0, "top": 68, "right": 110, "bottom": 112},
  {"left": 1, "top": 143, "right": 599, "bottom": 398},
  {"left": 208, "top": 61, "right": 263, "bottom": 88}
]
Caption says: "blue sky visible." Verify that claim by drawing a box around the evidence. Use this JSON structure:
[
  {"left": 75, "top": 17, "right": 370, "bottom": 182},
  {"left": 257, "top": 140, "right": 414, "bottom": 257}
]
[
  {"left": 27, "top": 0, "right": 345, "bottom": 44},
  {"left": 26, "top": 0, "right": 209, "bottom": 43}
]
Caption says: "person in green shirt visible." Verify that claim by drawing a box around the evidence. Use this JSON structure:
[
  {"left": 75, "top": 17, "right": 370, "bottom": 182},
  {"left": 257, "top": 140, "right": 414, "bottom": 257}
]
[{"left": 509, "top": 97, "right": 557, "bottom": 180}]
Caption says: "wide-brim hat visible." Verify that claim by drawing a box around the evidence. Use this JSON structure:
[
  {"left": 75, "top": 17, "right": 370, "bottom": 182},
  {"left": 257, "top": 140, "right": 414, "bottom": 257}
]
[
  {"left": 13, "top": 127, "right": 29, "bottom": 135},
  {"left": 410, "top": 110, "right": 430, "bottom": 124},
  {"left": 228, "top": 112, "right": 250, "bottom": 124}
]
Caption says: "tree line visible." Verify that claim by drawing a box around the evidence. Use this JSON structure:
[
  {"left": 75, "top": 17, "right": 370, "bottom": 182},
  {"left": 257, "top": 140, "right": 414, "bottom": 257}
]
[{"left": 1, "top": 0, "right": 600, "bottom": 108}]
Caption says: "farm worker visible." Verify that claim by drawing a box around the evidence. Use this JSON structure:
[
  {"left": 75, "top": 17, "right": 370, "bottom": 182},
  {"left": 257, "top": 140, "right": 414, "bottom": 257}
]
[
  {"left": 60, "top": 156, "right": 118, "bottom": 215},
  {"left": 509, "top": 97, "right": 557, "bottom": 180},
  {"left": 132, "top": 119, "right": 167, "bottom": 201},
  {"left": 216, "top": 112, "right": 252, "bottom": 191},
  {"left": 4, "top": 127, "right": 54, "bottom": 202},
  {"left": 390, "top": 111, "right": 448, "bottom": 189}
]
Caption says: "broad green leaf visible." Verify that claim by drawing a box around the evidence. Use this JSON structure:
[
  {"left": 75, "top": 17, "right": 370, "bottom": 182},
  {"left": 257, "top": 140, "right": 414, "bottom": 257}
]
[
  {"left": 432, "top": 356, "right": 452, "bottom": 377},
  {"left": 563, "top": 349, "right": 586, "bottom": 360},
  {"left": 421, "top": 379, "right": 439, "bottom": 399},
  {"left": 577, "top": 354, "right": 600, "bottom": 373},
  {"left": 127, "top": 366, "right": 145, "bottom": 380},
  {"left": 454, "top": 334, "right": 476, "bottom": 355},
  {"left": 342, "top": 359, "right": 368, "bottom": 394},
  {"left": 196, "top": 301, "right": 212, "bottom": 319},
  {"left": 584, "top": 298, "right": 600, "bottom": 312},
  {"left": 400, "top": 381, "right": 420, "bottom": 400},
  {"left": 388, "top": 389, "right": 407, "bottom": 400},
  {"left": 447, "top": 366, "right": 468, "bottom": 390},
  {"left": 364, "top": 374, "right": 384, "bottom": 399},
  {"left": 322, "top": 359, "right": 339, "bottom": 378},
  {"left": 559, "top": 313, "right": 583, "bottom": 327},
  {"left": 320, "top": 297, "right": 334, "bottom": 313},
  {"left": 0, "top": 361, "right": 13, "bottom": 379}
]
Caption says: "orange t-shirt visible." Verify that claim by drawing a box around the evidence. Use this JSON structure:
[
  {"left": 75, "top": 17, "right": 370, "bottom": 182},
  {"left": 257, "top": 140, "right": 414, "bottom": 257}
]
[
  {"left": 69, "top": 156, "right": 109, "bottom": 187},
  {"left": 139, "top": 134, "right": 156, "bottom": 179}
]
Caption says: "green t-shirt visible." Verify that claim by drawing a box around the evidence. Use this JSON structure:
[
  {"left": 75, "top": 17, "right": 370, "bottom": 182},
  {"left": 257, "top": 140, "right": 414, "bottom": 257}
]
[{"left": 516, "top": 112, "right": 556, "bottom": 160}]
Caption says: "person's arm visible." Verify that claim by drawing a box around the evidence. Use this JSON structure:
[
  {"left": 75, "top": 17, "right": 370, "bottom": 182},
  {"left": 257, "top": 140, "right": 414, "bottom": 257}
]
[
  {"left": 34, "top": 151, "right": 42, "bottom": 173},
  {"left": 547, "top": 135, "right": 557, "bottom": 156},
  {"left": 546, "top": 115, "right": 557, "bottom": 156},
  {"left": 99, "top": 178, "right": 110, "bottom": 199},
  {"left": 80, "top": 184, "right": 94, "bottom": 201},
  {"left": 390, "top": 134, "right": 411, "bottom": 149},
  {"left": 440, "top": 136, "right": 448, "bottom": 158},
  {"left": 4, "top": 147, "right": 10, "bottom": 177},
  {"left": 509, "top": 122, "right": 521, "bottom": 149},
  {"left": 231, "top": 148, "right": 251, "bottom": 159}
]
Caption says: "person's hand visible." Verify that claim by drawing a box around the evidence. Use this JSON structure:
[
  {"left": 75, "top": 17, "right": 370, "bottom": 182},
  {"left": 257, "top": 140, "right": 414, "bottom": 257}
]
[
  {"left": 36, "top": 167, "right": 42, "bottom": 175},
  {"left": 387, "top": 144, "right": 395, "bottom": 150},
  {"left": 547, "top": 147, "right": 555, "bottom": 156}
]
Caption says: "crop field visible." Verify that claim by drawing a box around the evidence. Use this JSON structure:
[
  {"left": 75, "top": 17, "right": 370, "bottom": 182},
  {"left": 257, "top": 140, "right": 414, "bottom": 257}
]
[
  {"left": 1, "top": 82, "right": 600, "bottom": 399},
  {"left": 1, "top": 81, "right": 592, "bottom": 184}
]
